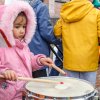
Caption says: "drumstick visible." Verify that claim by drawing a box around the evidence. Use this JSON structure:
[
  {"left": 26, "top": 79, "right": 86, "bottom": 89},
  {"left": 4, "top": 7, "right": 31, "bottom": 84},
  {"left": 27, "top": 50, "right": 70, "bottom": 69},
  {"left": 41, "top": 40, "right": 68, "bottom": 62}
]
[
  {"left": 18, "top": 77, "right": 59, "bottom": 83},
  {"left": 0, "top": 75, "right": 60, "bottom": 84},
  {"left": 51, "top": 64, "right": 66, "bottom": 75}
]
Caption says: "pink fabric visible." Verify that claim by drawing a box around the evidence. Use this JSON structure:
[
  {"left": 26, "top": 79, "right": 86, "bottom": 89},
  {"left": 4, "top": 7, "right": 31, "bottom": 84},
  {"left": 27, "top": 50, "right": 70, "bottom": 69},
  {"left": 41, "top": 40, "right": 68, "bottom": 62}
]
[{"left": 0, "top": 40, "right": 45, "bottom": 100}]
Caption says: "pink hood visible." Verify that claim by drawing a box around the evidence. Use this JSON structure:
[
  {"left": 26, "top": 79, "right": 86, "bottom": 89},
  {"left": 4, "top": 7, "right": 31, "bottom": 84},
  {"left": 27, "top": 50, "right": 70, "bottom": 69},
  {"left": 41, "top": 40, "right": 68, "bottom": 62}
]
[{"left": 0, "top": 1, "right": 36, "bottom": 46}]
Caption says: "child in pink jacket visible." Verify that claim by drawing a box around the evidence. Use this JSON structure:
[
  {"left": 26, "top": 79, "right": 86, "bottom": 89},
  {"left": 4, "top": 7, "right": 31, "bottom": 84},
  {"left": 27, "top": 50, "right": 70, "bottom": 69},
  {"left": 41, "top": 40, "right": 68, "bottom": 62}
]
[{"left": 0, "top": 1, "right": 54, "bottom": 100}]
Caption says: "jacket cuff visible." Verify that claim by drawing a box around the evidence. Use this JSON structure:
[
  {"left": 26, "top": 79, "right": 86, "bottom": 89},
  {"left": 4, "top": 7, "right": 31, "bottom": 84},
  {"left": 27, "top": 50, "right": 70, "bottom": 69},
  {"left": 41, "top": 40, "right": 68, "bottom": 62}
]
[
  {"left": 36, "top": 55, "right": 46, "bottom": 66},
  {"left": 0, "top": 68, "right": 10, "bottom": 75}
]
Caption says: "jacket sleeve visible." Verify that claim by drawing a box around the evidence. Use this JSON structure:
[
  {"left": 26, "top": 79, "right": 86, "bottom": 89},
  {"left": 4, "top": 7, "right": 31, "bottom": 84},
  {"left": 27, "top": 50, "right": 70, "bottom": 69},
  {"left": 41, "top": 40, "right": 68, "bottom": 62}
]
[
  {"left": 0, "top": 60, "right": 9, "bottom": 82},
  {"left": 0, "top": 63, "right": 10, "bottom": 75},
  {"left": 54, "top": 18, "right": 62, "bottom": 38},
  {"left": 0, "top": 50, "right": 10, "bottom": 74},
  {"left": 37, "top": 4, "right": 58, "bottom": 44},
  {"left": 30, "top": 53, "right": 46, "bottom": 71}
]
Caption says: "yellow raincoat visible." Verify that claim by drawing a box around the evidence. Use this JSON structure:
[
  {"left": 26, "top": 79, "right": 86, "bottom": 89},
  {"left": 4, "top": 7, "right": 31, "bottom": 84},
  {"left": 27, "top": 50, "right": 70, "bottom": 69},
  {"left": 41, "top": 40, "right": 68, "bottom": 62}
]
[{"left": 54, "top": 0, "right": 100, "bottom": 71}]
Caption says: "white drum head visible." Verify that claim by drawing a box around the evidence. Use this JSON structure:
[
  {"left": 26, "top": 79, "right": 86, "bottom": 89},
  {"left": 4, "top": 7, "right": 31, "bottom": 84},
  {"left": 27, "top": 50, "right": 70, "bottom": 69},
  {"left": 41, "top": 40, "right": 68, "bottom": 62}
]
[{"left": 25, "top": 76, "right": 95, "bottom": 98}]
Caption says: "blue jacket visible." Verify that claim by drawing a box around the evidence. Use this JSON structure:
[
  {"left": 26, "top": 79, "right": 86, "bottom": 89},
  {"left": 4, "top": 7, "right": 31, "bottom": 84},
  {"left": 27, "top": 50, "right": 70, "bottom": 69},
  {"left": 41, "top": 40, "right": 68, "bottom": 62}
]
[{"left": 29, "top": 0, "right": 59, "bottom": 69}]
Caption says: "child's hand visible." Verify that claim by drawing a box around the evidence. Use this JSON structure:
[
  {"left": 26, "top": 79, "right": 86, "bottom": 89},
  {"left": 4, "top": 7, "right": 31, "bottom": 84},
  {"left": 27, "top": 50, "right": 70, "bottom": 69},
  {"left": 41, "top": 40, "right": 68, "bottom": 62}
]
[
  {"left": 2, "top": 70, "right": 17, "bottom": 81},
  {"left": 39, "top": 57, "right": 54, "bottom": 67}
]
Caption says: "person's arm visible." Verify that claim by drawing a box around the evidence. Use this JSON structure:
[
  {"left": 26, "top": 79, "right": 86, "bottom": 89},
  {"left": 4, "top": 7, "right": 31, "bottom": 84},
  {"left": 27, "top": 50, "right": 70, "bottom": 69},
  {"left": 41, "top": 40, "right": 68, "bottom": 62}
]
[
  {"left": 0, "top": 49, "right": 17, "bottom": 81},
  {"left": 30, "top": 53, "right": 46, "bottom": 71},
  {"left": 37, "top": 4, "right": 58, "bottom": 44},
  {"left": 54, "top": 18, "right": 62, "bottom": 38},
  {"left": 0, "top": 51, "right": 10, "bottom": 75},
  {"left": 30, "top": 53, "right": 54, "bottom": 71}
]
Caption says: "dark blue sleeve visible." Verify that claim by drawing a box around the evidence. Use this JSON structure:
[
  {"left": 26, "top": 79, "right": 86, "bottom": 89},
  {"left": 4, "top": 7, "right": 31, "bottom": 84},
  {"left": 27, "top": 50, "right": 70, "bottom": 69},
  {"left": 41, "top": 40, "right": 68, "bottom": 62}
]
[{"left": 37, "top": 4, "right": 59, "bottom": 44}]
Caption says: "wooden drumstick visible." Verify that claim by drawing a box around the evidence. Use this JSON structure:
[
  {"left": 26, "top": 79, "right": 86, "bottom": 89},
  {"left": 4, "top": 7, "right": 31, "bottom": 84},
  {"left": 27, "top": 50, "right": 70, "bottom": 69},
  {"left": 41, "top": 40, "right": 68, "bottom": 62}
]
[
  {"left": 51, "top": 64, "right": 66, "bottom": 75},
  {"left": 0, "top": 75, "right": 60, "bottom": 84},
  {"left": 18, "top": 77, "right": 59, "bottom": 83}
]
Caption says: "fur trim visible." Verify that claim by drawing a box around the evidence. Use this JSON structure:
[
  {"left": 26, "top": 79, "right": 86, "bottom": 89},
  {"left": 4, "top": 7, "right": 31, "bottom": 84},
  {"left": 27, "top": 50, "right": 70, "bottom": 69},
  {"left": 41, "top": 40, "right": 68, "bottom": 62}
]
[{"left": 0, "top": 1, "right": 36, "bottom": 46}]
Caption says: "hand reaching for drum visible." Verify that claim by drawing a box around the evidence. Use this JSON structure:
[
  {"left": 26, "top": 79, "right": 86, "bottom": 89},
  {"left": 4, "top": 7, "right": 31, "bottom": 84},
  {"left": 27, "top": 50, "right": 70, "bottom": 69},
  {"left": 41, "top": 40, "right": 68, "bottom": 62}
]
[
  {"left": 39, "top": 57, "right": 54, "bottom": 67},
  {"left": 39, "top": 57, "right": 66, "bottom": 75},
  {"left": 2, "top": 70, "right": 17, "bottom": 81}
]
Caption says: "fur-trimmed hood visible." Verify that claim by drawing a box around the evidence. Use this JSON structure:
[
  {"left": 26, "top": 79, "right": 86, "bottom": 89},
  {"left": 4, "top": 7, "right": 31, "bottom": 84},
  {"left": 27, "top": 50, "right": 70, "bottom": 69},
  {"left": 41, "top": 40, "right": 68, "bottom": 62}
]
[{"left": 0, "top": 1, "right": 36, "bottom": 46}]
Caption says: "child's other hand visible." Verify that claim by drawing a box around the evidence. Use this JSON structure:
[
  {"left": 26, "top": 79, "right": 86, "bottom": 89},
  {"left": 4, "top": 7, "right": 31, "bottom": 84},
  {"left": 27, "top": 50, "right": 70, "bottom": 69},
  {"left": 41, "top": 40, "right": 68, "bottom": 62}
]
[
  {"left": 2, "top": 70, "right": 17, "bottom": 81},
  {"left": 39, "top": 57, "right": 54, "bottom": 67}
]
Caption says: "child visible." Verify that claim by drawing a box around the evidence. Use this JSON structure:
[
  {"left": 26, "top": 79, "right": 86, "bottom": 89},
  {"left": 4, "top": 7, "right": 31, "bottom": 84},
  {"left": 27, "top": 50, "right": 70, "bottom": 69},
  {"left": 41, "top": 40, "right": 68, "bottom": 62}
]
[
  {"left": 0, "top": 1, "right": 54, "bottom": 100},
  {"left": 54, "top": 0, "right": 100, "bottom": 85}
]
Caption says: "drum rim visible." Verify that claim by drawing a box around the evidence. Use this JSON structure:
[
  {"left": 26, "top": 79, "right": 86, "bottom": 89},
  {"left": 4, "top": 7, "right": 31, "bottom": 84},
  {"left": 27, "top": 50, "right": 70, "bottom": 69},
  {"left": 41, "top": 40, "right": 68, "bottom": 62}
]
[
  {"left": 25, "top": 76, "right": 95, "bottom": 98},
  {"left": 25, "top": 89, "right": 95, "bottom": 99}
]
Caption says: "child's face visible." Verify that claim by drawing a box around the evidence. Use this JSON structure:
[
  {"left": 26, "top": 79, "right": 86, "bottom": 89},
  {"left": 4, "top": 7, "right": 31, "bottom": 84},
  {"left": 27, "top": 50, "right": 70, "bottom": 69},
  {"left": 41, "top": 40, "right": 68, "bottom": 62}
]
[{"left": 13, "top": 15, "right": 27, "bottom": 41}]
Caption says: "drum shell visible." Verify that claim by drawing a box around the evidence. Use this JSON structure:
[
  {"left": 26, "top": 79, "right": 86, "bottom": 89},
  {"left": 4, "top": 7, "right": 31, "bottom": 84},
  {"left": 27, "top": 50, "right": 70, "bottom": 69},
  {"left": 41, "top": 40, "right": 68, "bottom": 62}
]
[{"left": 25, "top": 91, "right": 96, "bottom": 100}]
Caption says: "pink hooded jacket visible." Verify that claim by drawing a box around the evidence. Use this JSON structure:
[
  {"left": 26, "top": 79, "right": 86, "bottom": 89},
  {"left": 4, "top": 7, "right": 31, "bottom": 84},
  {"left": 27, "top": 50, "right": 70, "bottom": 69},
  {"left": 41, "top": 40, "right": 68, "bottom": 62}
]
[{"left": 0, "top": 1, "right": 45, "bottom": 100}]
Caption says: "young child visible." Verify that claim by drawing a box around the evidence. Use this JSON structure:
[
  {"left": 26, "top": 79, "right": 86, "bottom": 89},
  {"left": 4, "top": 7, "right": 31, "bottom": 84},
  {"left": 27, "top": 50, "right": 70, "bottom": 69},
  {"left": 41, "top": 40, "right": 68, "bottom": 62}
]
[
  {"left": 54, "top": 0, "right": 100, "bottom": 85},
  {"left": 0, "top": 1, "right": 54, "bottom": 100}
]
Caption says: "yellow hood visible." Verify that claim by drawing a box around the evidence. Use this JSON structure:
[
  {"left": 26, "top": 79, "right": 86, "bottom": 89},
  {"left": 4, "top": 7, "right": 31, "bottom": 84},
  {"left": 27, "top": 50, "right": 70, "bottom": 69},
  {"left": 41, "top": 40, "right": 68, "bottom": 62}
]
[{"left": 61, "top": 0, "right": 94, "bottom": 22}]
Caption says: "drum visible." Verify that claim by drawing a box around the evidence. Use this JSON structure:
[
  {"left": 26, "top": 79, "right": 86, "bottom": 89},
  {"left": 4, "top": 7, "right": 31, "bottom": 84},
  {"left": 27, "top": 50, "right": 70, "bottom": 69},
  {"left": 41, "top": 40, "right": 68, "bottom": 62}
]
[{"left": 25, "top": 76, "right": 97, "bottom": 100}]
